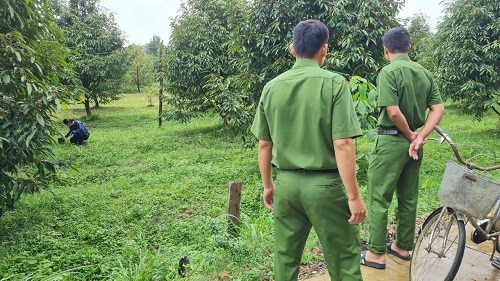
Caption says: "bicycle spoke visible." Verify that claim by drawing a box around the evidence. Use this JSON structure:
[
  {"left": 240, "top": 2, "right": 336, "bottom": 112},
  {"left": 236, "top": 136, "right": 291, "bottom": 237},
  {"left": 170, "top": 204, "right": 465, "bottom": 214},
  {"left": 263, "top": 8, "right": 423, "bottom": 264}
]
[{"left": 410, "top": 208, "right": 466, "bottom": 281}]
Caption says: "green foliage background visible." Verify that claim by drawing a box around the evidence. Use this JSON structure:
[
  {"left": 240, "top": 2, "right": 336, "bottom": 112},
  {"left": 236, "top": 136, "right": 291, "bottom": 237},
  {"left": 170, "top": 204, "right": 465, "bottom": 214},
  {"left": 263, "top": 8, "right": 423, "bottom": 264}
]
[
  {"left": 0, "top": 0, "right": 73, "bottom": 217},
  {"left": 164, "top": 0, "right": 403, "bottom": 138},
  {"left": 433, "top": 0, "right": 500, "bottom": 119},
  {"left": 55, "top": 0, "right": 128, "bottom": 116}
]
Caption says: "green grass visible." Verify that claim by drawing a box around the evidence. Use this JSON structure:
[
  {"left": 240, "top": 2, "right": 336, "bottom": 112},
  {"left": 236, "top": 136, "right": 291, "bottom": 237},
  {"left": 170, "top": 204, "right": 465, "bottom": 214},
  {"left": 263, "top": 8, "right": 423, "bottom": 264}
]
[
  {"left": 1, "top": 95, "right": 271, "bottom": 280},
  {"left": 1, "top": 95, "right": 499, "bottom": 280}
]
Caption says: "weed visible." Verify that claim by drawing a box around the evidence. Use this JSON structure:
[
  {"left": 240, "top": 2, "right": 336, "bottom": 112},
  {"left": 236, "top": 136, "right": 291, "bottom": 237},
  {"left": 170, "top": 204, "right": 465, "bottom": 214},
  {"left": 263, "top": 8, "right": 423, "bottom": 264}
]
[{"left": 0, "top": 95, "right": 498, "bottom": 279}]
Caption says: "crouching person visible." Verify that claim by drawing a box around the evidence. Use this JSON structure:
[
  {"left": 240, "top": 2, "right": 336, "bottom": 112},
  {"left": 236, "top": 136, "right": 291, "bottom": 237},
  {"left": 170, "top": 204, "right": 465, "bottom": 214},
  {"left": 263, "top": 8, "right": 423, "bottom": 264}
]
[{"left": 63, "top": 118, "right": 90, "bottom": 145}]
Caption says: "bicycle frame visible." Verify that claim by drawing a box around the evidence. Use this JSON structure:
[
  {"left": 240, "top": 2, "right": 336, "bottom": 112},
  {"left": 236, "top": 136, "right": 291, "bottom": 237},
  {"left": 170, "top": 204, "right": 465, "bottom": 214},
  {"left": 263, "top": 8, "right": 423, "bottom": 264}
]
[
  {"left": 465, "top": 199, "right": 500, "bottom": 260},
  {"left": 430, "top": 125, "right": 500, "bottom": 172},
  {"left": 428, "top": 125, "right": 500, "bottom": 260},
  {"left": 410, "top": 126, "right": 500, "bottom": 281}
]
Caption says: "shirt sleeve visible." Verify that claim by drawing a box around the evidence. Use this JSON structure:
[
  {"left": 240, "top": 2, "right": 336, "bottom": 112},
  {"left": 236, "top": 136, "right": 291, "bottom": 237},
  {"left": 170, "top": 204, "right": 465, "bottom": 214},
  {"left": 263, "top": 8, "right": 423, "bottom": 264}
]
[
  {"left": 377, "top": 69, "right": 399, "bottom": 107},
  {"left": 331, "top": 79, "right": 363, "bottom": 140},
  {"left": 428, "top": 75, "right": 443, "bottom": 106},
  {"left": 251, "top": 90, "right": 272, "bottom": 141},
  {"left": 72, "top": 121, "right": 84, "bottom": 135}
]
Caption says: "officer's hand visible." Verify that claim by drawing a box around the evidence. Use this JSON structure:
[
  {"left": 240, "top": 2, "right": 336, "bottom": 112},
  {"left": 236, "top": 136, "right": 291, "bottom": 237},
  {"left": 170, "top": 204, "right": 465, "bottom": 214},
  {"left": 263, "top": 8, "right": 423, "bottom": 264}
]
[
  {"left": 409, "top": 136, "right": 425, "bottom": 160},
  {"left": 348, "top": 196, "right": 366, "bottom": 224},
  {"left": 409, "top": 131, "right": 418, "bottom": 142},
  {"left": 263, "top": 185, "right": 275, "bottom": 212}
]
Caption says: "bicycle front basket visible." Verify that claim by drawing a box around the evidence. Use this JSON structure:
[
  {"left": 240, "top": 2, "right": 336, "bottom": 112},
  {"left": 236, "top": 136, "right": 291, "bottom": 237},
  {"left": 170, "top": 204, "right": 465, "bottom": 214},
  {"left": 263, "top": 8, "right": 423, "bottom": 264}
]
[{"left": 438, "top": 161, "right": 500, "bottom": 219}]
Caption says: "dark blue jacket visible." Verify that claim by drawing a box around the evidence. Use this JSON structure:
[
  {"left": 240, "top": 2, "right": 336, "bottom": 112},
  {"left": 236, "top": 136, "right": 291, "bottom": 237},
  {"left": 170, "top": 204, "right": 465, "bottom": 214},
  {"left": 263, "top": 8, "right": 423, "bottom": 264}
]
[{"left": 66, "top": 120, "right": 90, "bottom": 137}]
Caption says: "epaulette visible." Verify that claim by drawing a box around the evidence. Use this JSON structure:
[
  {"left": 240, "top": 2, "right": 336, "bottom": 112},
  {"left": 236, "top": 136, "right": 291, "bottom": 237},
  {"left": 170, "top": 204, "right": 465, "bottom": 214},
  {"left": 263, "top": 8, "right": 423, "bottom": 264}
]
[{"left": 376, "top": 62, "right": 390, "bottom": 74}]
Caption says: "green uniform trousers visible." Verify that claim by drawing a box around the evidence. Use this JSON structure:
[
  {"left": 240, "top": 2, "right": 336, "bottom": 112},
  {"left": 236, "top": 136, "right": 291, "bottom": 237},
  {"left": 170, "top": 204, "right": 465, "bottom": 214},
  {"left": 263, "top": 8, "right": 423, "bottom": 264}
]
[
  {"left": 367, "top": 135, "right": 423, "bottom": 253},
  {"left": 274, "top": 170, "right": 362, "bottom": 281}
]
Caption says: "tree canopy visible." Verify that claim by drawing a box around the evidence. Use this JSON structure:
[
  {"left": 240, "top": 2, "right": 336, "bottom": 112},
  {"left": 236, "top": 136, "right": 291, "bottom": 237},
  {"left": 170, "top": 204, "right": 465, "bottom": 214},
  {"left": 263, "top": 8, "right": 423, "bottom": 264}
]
[
  {"left": 0, "top": 0, "right": 73, "bottom": 217},
  {"left": 406, "top": 12, "right": 433, "bottom": 69},
  {"left": 164, "top": 0, "right": 245, "bottom": 123},
  {"left": 433, "top": 0, "right": 500, "bottom": 119},
  {"left": 164, "top": 0, "right": 403, "bottom": 139},
  {"left": 127, "top": 44, "right": 155, "bottom": 93},
  {"left": 56, "top": 0, "right": 127, "bottom": 115},
  {"left": 144, "top": 35, "right": 163, "bottom": 57}
]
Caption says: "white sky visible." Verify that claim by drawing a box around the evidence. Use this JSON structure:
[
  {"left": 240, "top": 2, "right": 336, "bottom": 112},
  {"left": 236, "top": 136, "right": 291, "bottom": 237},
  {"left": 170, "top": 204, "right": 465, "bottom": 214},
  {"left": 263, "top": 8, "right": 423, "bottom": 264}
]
[
  {"left": 398, "top": 0, "right": 445, "bottom": 31},
  {"left": 99, "top": 0, "right": 445, "bottom": 46},
  {"left": 100, "top": 0, "right": 182, "bottom": 46}
]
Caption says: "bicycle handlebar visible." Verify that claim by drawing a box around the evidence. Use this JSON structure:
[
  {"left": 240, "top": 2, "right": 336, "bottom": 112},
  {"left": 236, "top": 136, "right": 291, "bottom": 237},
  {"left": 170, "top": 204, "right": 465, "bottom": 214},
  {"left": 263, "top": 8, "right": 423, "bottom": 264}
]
[
  {"left": 433, "top": 125, "right": 500, "bottom": 171},
  {"left": 434, "top": 125, "right": 446, "bottom": 138}
]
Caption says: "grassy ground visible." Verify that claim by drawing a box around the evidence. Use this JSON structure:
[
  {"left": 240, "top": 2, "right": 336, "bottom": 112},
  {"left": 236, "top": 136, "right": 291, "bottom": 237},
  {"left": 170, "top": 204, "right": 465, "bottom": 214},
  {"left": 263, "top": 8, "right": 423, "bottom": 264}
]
[{"left": 0, "top": 94, "right": 499, "bottom": 280}]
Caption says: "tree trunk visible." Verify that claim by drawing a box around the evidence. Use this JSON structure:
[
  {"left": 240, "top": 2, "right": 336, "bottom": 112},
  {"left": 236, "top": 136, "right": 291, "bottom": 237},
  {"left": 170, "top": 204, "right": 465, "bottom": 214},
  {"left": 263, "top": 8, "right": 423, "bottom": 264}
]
[
  {"left": 93, "top": 96, "right": 100, "bottom": 108},
  {"left": 158, "top": 86, "right": 163, "bottom": 127},
  {"left": 84, "top": 99, "right": 91, "bottom": 116},
  {"left": 136, "top": 67, "right": 141, "bottom": 93},
  {"left": 158, "top": 41, "right": 163, "bottom": 127}
]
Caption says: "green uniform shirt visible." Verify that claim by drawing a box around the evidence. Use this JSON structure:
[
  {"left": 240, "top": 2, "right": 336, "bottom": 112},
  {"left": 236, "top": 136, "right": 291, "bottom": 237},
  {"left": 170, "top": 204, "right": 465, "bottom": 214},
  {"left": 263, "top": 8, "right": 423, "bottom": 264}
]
[
  {"left": 377, "top": 54, "right": 442, "bottom": 131},
  {"left": 251, "top": 59, "right": 362, "bottom": 170}
]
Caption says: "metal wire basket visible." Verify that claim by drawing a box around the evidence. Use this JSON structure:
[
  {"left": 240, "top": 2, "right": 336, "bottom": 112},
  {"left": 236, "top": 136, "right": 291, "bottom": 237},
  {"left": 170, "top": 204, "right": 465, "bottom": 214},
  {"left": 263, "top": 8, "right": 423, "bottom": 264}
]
[{"left": 438, "top": 161, "right": 500, "bottom": 219}]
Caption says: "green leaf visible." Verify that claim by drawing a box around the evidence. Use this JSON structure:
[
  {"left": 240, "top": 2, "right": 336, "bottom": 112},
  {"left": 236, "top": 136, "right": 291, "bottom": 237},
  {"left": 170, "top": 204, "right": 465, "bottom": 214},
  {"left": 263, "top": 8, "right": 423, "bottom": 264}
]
[
  {"left": 367, "top": 129, "right": 375, "bottom": 142},
  {"left": 358, "top": 84, "right": 367, "bottom": 99},
  {"left": 39, "top": 166, "right": 45, "bottom": 182},
  {"left": 36, "top": 114, "right": 45, "bottom": 126},
  {"left": 15, "top": 51, "right": 21, "bottom": 62},
  {"left": 3, "top": 75, "right": 10, "bottom": 84},
  {"left": 359, "top": 117, "right": 368, "bottom": 129},
  {"left": 8, "top": 3, "right": 14, "bottom": 18},
  {"left": 26, "top": 129, "right": 37, "bottom": 147},
  {"left": 348, "top": 79, "right": 356, "bottom": 90},
  {"left": 357, "top": 101, "right": 367, "bottom": 115},
  {"left": 368, "top": 90, "right": 378, "bottom": 104},
  {"left": 27, "top": 83, "right": 32, "bottom": 95}
]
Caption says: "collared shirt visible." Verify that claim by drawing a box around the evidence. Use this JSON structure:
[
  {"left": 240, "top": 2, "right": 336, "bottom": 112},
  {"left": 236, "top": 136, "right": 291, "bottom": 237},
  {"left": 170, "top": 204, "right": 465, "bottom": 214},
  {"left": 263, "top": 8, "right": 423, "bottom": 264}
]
[
  {"left": 377, "top": 54, "right": 442, "bottom": 131},
  {"left": 251, "top": 59, "right": 362, "bottom": 170},
  {"left": 68, "top": 120, "right": 90, "bottom": 136}
]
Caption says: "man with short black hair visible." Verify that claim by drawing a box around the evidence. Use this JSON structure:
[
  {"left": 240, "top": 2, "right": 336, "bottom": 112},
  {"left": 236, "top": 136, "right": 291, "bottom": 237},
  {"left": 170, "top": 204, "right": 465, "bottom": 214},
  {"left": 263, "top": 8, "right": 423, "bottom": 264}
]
[
  {"left": 252, "top": 19, "right": 366, "bottom": 280},
  {"left": 361, "top": 26, "right": 445, "bottom": 269}
]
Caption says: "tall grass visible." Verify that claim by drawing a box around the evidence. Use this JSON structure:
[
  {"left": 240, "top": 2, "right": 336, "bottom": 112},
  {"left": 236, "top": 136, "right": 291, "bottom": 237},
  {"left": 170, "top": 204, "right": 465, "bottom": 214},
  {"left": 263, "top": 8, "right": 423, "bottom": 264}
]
[{"left": 0, "top": 95, "right": 498, "bottom": 280}]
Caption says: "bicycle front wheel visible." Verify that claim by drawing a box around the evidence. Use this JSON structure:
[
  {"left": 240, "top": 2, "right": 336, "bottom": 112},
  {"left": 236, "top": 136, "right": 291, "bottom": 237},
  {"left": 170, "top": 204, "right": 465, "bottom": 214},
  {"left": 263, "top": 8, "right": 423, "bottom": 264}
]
[{"left": 410, "top": 207, "right": 466, "bottom": 281}]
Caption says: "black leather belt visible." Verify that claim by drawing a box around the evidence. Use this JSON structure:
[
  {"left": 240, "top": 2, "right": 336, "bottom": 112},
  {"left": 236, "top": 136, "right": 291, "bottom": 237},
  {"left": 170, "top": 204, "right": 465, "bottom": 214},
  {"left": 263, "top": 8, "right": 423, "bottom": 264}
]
[
  {"left": 377, "top": 129, "right": 400, "bottom": 135},
  {"left": 284, "top": 169, "right": 339, "bottom": 174}
]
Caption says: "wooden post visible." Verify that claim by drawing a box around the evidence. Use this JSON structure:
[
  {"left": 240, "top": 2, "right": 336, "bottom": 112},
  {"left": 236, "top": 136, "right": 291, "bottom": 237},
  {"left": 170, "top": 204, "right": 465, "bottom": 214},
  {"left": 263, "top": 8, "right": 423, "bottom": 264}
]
[
  {"left": 158, "top": 41, "right": 164, "bottom": 127},
  {"left": 227, "top": 180, "right": 242, "bottom": 235}
]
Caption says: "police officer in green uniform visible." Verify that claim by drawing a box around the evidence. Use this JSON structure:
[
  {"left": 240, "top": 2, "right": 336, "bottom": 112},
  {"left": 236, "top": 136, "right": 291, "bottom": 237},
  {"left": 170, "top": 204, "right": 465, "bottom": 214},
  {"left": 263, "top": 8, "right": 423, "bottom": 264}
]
[
  {"left": 251, "top": 20, "right": 366, "bottom": 281},
  {"left": 361, "top": 27, "right": 445, "bottom": 269}
]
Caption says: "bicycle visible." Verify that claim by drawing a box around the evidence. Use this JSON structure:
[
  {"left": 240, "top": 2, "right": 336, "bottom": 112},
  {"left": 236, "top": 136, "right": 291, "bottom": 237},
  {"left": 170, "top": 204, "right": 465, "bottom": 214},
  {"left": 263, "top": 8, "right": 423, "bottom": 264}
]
[{"left": 409, "top": 125, "right": 500, "bottom": 281}]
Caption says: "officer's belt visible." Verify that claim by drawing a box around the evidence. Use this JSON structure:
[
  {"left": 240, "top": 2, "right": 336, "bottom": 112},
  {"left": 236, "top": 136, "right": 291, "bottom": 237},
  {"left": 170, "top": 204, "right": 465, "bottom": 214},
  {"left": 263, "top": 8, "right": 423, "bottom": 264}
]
[
  {"left": 282, "top": 168, "right": 339, "bottom": 174},
  {"left": 377, "top": 129, "right": 401, "bottom": 135}
]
